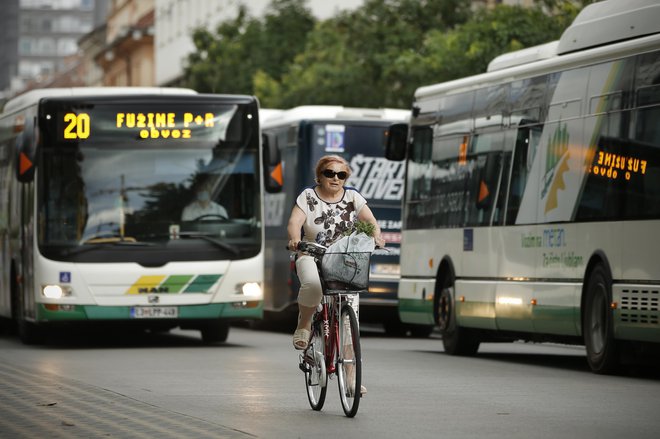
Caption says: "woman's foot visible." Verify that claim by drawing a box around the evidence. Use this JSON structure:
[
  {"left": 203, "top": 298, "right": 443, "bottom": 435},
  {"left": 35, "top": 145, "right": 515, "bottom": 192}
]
[
  {"left": 292, "top": 328, "right": 310, "bottom": 350},
  {"left": 347, "top": 378, "right": 367, "bottom": 396}
]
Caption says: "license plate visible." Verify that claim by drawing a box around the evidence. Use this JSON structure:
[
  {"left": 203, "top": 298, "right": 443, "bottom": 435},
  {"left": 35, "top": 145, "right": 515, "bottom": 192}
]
[{"left": 130, "top": 306, "right": 178, "bottom": 319}]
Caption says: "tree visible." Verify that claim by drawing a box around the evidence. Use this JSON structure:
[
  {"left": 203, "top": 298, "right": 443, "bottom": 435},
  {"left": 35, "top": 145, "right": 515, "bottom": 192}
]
[
  {"left": 185, "top": 0, "right": 588, "bottom": 108},
  {"left": 257, "top": 0, "right": 472, "bottom": 108},
  {"left": 184, "top": 0, "right": 315, "bottom": 95},
  {"left": 384, "top": 2, "right": 583, "bottom": 105}
]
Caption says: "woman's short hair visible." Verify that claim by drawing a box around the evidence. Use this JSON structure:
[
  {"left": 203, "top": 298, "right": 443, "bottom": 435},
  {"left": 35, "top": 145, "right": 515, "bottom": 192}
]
[{"left": 314, "top": 155, "right": 351, "bottom": 183}]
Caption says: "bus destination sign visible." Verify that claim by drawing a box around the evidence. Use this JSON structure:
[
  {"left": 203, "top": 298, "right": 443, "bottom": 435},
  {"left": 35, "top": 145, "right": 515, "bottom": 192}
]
[{"left": 61, "top": 111, "right": 218, "bottom": 141}]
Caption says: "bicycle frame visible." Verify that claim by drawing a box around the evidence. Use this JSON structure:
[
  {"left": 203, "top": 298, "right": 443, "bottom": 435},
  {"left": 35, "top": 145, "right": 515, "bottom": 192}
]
[{"left": 316, "top": 293, "right": 354, "bottom": 376}]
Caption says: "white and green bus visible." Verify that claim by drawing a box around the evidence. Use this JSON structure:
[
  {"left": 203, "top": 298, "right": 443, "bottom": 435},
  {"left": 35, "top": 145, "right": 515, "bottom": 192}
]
[
  {"left": 386, "top": 0, "right": 660, "bottom": 373},
  {"left": 0, "top": 87, "right": 275, "bottom": 343}
]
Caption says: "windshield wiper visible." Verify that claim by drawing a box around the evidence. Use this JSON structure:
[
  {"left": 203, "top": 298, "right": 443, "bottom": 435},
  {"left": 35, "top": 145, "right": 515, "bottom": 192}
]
[
  {"left": 61, "top": 239, "right": 154, "bottom": 256},
  {"left": 179, "top": 232, "right": 240, "bottom": 256}
]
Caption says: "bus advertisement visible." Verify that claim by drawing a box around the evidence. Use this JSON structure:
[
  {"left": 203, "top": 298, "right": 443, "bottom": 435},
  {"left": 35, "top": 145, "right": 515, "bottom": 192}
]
[
  {"left": 261, "top": 106, "right": 428, "bottom": 335},
  {"left": 0, "top": 87, "right": 274, "bottom": 343},
  {"left": 387, "top": 0, "right": 660, "bottom": 372}
]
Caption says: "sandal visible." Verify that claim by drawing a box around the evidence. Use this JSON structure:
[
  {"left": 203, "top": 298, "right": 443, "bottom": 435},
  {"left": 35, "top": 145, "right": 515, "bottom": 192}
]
[{"left": 292, "top": 328, "right": 310, "bottom": 350}]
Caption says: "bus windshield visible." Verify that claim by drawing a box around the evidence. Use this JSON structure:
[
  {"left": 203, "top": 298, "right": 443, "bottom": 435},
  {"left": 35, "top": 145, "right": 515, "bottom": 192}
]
[{"left": 37, "top": 99, "right": 261, "bottom": 264}]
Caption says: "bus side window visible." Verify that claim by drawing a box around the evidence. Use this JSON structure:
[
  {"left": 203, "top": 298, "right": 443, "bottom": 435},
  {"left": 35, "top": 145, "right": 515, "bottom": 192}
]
[
  {"left": 466, "top": 131, "right": 504, "bottom": 227},
  {"left": 505, "top": 125, "right": 541, "bottom": 225}
]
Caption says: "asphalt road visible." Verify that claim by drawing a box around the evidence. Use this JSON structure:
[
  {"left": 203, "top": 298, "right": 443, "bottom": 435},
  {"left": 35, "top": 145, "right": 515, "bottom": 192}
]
[{"left": 1, "top": 325, "right": 659, "bottom": 438}]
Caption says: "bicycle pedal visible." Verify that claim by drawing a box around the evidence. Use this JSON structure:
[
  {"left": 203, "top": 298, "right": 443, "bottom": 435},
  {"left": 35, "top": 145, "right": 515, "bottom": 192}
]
[{"left": 298, "top": 362, "right": 310, "bottom": 373}]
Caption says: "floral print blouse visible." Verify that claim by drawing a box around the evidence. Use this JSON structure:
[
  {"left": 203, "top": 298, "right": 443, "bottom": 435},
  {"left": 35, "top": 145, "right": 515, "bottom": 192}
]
[{"left": 295, "top": 186, "right": 367, "bottom": 246}]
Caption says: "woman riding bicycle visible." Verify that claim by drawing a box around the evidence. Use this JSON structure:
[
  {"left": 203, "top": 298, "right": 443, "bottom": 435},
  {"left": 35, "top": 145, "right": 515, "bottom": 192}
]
[{"left": 287, "top": 155, "right": 385, "bottom": 387}]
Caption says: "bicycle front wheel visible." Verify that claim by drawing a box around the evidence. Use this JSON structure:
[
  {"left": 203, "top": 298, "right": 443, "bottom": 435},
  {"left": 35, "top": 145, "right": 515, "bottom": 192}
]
[
  {"left": 337, "top": 303, "right": 361, "bottom": 417},
  {"left": 304, "top": 321, "right": 327, "bottom": 410}
]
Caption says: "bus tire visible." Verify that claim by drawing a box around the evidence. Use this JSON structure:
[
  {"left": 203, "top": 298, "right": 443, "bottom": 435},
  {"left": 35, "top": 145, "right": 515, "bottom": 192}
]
[
  {"left": 436, "top": 278, "right": 479, "bottom": 356},
  {"left": 201, "top": 320, "right": 230, "bottom": 344},
  {"left": 583, "top": 264, "right": 619, "bottom": 374}
]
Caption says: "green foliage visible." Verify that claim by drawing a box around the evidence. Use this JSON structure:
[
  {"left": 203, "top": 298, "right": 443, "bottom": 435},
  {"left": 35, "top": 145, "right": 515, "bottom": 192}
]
[
  {"left": 183, "top": 0, "right": 587, "bottom": 107},
  {"left": 347, "top": 220, "right": 376, "bottom": 237},
  {"left": 397, "top": 4, "right": 573, "bottom": 87},
  {"left": 184, "top": 0, "right": 314, "bottom": 94}
]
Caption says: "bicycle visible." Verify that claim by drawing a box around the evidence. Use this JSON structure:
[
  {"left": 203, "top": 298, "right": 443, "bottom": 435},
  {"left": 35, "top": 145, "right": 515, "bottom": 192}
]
[{"left": 292, "top": 240, "right": 375, "bottom": 418}]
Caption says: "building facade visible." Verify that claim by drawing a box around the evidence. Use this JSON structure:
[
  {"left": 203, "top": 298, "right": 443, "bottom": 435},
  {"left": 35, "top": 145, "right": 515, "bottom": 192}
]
[
  {"left": 0, "top": 0, "right": 20, "bottom": 102},
  {"left": 96, "top": 0, "right": 155, "bottom": 86},
  {"left": 4, "top": 0, "right": 109, "bottom": 99}
]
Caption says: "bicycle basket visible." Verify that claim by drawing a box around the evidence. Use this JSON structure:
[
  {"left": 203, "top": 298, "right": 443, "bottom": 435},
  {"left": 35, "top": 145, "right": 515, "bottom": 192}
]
[{"left": 321, "top": 250, "right": 372, "bottom": 290}]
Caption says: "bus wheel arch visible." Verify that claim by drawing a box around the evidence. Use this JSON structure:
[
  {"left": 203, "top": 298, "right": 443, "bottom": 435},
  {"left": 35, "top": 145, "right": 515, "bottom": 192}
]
[
  {"left": 581, "top": 252, "right": 619, "bottom": 374},
  {"left": 434, "top": 258, "right": 479, "bottom": 356}
]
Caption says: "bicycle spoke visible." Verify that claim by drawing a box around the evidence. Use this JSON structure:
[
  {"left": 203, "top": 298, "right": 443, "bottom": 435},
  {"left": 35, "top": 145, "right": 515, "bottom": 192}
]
[
  {"left": 303, "top": 320, "right": 327, "bottom": 411},
  {"left": 337, "top": 303, "right": 361, "bottom": 417}
]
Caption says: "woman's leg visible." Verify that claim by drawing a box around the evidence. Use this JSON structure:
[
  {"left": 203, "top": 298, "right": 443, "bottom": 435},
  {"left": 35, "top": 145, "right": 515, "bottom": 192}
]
[{"left": 293, "top": 255, "right": 323, "bottom": 348}]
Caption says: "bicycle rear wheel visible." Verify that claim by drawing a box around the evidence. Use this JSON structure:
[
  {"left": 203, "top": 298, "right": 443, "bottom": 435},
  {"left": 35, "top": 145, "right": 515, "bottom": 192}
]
[
  {"left": 303, "top": 320, "right": 327, "bottom": 410},
  {"left": 337, "top": 303, "right": 361, "bottom": 417}
]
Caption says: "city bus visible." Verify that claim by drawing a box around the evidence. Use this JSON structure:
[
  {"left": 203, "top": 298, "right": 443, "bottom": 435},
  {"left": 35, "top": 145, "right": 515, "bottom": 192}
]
[
  {"left": 386, "top": 0, "right": 660, "bottom": 372},
  {"left": 0, "top": 87, "right": 275, "bottom": 343},
  {"left": 261, "top": 106, "right": 426, "bottom": 335}
]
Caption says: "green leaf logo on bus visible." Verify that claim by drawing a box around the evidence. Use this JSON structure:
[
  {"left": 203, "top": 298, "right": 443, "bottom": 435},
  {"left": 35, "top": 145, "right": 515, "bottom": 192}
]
[{"left": 542, "top": 124, "right": 570, "bottom": 213}]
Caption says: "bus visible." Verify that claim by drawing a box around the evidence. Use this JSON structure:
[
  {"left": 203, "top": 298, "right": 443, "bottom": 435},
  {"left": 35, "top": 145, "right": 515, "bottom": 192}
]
[
  {"left": 386, "top": 0, "right": 660, "bottom": 373},
  {"left": 261, "top": 106, "right": 426, "bottom": 334},
  {"left": 0, "top": 87, "right": 275, "bottom": 343}
]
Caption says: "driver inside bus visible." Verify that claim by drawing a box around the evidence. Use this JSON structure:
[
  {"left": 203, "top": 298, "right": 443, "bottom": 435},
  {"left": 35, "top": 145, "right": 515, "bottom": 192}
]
[{"left": 181, "top": 181, "right": 228, "bottom": 221}]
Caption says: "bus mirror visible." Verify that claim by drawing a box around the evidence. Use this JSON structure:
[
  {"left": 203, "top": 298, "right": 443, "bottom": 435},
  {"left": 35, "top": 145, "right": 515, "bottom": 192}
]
[
  {"left": 385, "top": 123, "right": 408, "bottom": 161},
  {"left": 263, "top": 133, "right": 282, "bottom": 193},
  {"left": 15, "top": 116, "right": 37, "bottom": 183},
  {"left": 263, "top": 133, "right": 280, "bottom": 167}
]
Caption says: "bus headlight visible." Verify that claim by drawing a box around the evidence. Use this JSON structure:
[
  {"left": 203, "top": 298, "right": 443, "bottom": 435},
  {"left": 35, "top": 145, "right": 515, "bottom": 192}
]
[
  {"left": 42, "top": 285, "right": 72, "bottom": 299},
  {"left": 238, "top": 282, "right": 262, "bottom": 298}
]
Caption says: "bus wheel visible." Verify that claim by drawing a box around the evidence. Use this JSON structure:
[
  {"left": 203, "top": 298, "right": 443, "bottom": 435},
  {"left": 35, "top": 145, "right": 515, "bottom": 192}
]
[
  {"left": 201, "top": 320, "right": 230, "bottom": 344},
  {"left": 436, "top": 280, "right": 479, "bottom": 356},
  {"left": 583, "top": 264, "right": 619, "bottom": 374}
]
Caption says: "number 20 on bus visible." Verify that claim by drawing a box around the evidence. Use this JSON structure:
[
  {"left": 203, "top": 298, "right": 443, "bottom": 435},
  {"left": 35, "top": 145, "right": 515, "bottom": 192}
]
[{"left": 63, "top": 112, "right": 90, "bottom": 140}]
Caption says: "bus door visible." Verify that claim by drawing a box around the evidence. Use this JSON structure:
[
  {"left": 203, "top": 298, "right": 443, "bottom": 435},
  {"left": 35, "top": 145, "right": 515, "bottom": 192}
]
[{"left": 495, "top": 124, "right": 542, "bottom": 332}]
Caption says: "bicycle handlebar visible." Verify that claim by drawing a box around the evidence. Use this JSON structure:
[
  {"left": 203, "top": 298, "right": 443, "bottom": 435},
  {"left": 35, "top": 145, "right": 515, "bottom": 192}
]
[
  {"left": 287, "top": 240, "right": 386, "bottom": 256},
  {"left": 287, "top": 241, "right": 328, "bottom": 258}
]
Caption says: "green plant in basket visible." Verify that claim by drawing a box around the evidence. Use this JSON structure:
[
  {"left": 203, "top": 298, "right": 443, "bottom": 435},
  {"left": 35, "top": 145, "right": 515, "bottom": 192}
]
[{"left": 348, "top": 220, "right": 375, "bottom": 237}]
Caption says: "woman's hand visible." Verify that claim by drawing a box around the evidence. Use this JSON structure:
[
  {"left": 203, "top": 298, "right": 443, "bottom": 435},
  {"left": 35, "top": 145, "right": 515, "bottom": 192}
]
[
  {"left": 374, "top": 235, "right": 386, "bottom": 248},
  {"left": 288, "top": 239, "right": 300, "bottom": 251}
]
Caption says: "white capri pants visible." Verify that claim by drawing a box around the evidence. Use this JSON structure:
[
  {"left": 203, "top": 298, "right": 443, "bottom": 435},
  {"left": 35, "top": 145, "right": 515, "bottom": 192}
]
[{"left": 295, "top": 254, "right": 359, "bottom": 318}]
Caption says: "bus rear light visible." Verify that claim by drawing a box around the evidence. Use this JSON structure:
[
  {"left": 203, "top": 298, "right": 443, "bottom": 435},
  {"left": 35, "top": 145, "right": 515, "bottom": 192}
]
[
  {"left": 610, "top": 302, "right": 618, "bottom": 309},
  {"left": 42, "top": 285, "right": 72, "bottom": 299},
  {"left": 231, "top": 301, "right": 260, "bottom": 309},
  {"left": 44, "top": 304, "right": 75, "bottom": 311}
]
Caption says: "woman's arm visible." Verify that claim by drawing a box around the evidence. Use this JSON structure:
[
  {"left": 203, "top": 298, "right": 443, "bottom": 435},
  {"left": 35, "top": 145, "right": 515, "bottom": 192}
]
[
  {"left": 357, "top": 205, "right": 385, "bottom": 248},
  {"left": 287, "top": 205, "right": 306, "bottom": 250}
]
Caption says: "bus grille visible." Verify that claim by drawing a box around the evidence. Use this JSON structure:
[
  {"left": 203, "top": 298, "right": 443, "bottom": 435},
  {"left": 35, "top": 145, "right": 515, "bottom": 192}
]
[{"left": 619, "top": 288, "right": 660, "bottom": 325}]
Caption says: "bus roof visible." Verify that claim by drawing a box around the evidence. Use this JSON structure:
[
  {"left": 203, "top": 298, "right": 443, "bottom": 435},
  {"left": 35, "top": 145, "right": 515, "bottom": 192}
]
[
  {"left": 557, "top": 0, "right": 660, "bottom": 55},
  {"left": 487, "top": 0, "right": 660, "bottom": 73},
  {"left": 259, "top": 108, "right": 285, "bottom": 124},
  {"left": 418, "top": 0, "right": 660, "bottom": 102},
  {"left": 261, "top": 105, "right": 409, "bottom": 129},
  {"left": 417, "top": 26, "right": 660, "bottom": 102},
  {"left": 2, "top": 87, "right": 197, "bottom": 114}
]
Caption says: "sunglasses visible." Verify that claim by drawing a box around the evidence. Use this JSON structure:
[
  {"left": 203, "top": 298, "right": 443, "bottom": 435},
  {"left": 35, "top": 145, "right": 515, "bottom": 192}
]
[{"left": 322, "top": 169, "right": 348, "bottom": 180}]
